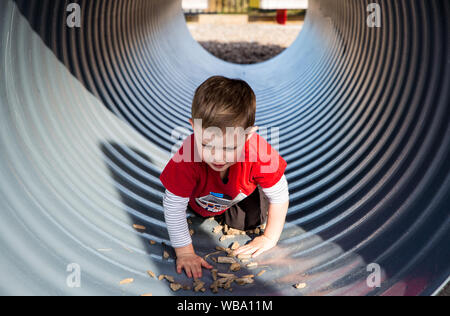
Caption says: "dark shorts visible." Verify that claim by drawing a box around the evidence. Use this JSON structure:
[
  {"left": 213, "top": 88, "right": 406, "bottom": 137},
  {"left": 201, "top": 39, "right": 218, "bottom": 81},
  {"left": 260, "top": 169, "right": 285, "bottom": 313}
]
[{"left": 188, "top": 186, "right": 269, "bottom": 231}]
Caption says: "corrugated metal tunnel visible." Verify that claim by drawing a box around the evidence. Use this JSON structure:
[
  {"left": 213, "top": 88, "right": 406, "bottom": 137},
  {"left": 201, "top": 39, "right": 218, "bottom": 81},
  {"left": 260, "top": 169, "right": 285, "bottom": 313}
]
[{"left": 0, "top": 0, "right": 449, "bottom": 295}]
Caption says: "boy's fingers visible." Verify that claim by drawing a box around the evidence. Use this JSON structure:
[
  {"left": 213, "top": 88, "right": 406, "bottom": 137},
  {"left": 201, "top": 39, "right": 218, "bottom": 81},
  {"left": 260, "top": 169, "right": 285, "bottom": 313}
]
[
  {"left": 197, "top": 264, "right": 203, "bottom": 278},
  {"left": 237, "top": 245, "right": 254, "bottom": 255},
  {"left": 252, "top": 247, "right": 265, "bottom": 258},
  {"left": 201, "top": 259, "right": 213, "bottom": 269},
  {"left": 234, "top": 245, "right": 250, "bottom": 255},
  {"left": 193, "top": 265, "right": 201, "bottom": 279},
  {"left": 185, "top": 266, "right": 193, "bottom": 278}
]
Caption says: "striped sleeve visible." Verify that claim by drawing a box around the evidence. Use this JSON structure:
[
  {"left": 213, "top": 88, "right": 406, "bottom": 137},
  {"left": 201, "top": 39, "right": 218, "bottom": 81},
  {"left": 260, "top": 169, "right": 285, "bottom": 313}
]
[
  {"left": 162, "top": 189, "right": 192, "bottom": 248},
  {"left": 260, "top": 174, "right": 290, "bottom": 204}
]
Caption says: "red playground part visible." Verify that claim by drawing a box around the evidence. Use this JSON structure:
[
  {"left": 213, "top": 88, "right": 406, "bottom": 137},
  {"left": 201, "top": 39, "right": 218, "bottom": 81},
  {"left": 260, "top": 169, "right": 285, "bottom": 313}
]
[{"left": 276, "top": 9, "right": 288, "bottom": 25}]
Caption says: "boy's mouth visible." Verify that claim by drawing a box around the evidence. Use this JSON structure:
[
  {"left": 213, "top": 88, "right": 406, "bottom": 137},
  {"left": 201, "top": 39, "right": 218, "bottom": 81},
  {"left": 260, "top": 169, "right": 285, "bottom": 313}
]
[{"left": 211, "top": 163, "right": 227, "bottom": 169}]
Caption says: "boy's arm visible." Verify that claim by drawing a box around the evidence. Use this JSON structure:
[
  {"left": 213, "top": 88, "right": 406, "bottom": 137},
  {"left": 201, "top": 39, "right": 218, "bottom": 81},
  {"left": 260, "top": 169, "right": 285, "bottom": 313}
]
[
  {"left": 162, "top": 189, "right": 213, "bottom": 278},
  {"left": 261, "top": 174, "right": 290, "bottom": 243},
  {"left": 162, "top": 189, "right": 192, "bottom": 248},
  {"left": 263, "top": 200, "right": 289, "bottom": 243},
  {"left": 233, "top": 174, "right": 290, "bottom": 257}
]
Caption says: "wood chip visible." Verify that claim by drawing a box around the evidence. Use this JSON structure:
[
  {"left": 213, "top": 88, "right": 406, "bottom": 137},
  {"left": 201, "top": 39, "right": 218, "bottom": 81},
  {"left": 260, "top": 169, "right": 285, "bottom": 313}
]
[
  {"left": 193, "top": 280, "right": 205, "bottom": 292},
  {"left": 163, "top": 251, "right": 170, "bottom": 260},
  {"left": 246, "top": 262, "right": 258, "bottom": 269},
  {"left": 257, "top": 270, "right": 266, "bottom": 277},
  {"left": 204, "top": 251, "right": 222, "bottom": 260},
  {"left": 230, "top": 242, "right": 240, "bottom": 250},
  {"left": 141, "top": 293, "right": 153, "bottom": 296},
  {"left": 164, "top": 275, "right": 175, "bottom": 283},
  {"left": 213, "top": 225, "right": 223, "bottom": 234},
  {"left": 241, "top": 258, "right": 251, "bottom": 263},
  {"left": 210, "top": 282, "right": 219, "bottom": 294},
  {"left": 220, "top": 235, "right": 235, "bottom": 242},
  {"left": 226, "top": 228, "right": 246, "bottom": 235},
  {"left": 212, "top": 269, "right": 218, "bottom": 281},
  {"left": 149, "top": 240, "right": 156, "bottom": 245},
  {"left": 170, "top": 283, "right": 182, "bottom": 292},
  {"left": 147, "top": 270, "right": 155, "bottom": 278},
  {"left": 294, "top": 282, "right": 307, "bottom": 289},
  {"left": 215, "top": 277, "right": 235, "bottom": 290},
  {"left": 158, "top": 275, "right": 165, "bottom": 281},
  {"left": 254, "top": 228, "right": 260, "bottom": 235},
  {"left": 226, "top": 248, "right": 234, "bottom": 256},
  {"left": 230, "top": 263, "right": 241, "bottom": 272},
  {"left": 241, "top": 274, "right": 255, "bottom": 278},
  {"left": 237, "top": 253, "right": 252, "bottom": 259},
  {"left": 226, "top": 228, "right": 241, "bottom": 235},
  {"left": 235, "top": 277, "right": 254, "bottom": 285},
  {"left": 215, "top": 246, "right": 227, "bottom": 252},
  {"left": 119, "top": 278, "right": 134, "bottom": 285},
  {"left": 223, "top": 224, "right": 229, "bottom": 234},
  {"left": 189, "top": 229, "right": 195, "bottom": 236},
  {"left": 223, "top": 280, "right": 233, "bottom": 289},
  {"left": 217, "top": 273, "right": 236, "bottom": 279},
  {"left": 217, "top": 256, "right": 236, "bottom": 264},
  {"left": 217, "top": 272, "right": 236, "bottom": 278},
  {"left": 133, "top": 224, "right": 146, "bottom": 231},
  {"left": 217, "top": 278, "right": 232, "bottom": 285}
]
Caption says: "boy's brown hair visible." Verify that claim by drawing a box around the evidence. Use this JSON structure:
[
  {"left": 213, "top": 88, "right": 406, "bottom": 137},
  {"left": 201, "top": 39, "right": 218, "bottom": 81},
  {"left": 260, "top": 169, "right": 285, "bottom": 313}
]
[{"left": 192, "top": 76, "right": 256, "bottom": 131}]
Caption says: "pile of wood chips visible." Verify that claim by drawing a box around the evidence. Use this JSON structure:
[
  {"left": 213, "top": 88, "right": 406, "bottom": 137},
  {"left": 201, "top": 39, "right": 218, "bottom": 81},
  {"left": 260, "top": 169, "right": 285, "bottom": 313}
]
[
  {"left": 149, "top": 244, "right": 267, "bottom": 294},
  {"left": 130, "top": 219, "right": 307, "bottom": 295},
  {"left": 153, "top": 218, "right": 269, "bottom": 294}
]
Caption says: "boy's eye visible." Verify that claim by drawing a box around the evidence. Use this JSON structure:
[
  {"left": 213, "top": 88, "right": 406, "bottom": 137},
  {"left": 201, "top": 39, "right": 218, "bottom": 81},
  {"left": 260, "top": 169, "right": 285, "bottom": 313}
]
[{"left": 202, "top": 144, "right": 237, "bottom": 151}]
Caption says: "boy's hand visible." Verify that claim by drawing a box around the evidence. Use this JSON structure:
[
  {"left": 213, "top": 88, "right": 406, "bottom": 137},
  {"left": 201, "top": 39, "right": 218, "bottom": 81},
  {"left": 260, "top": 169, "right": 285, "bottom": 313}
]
[
  {"left": 232, "top": 235, "right": 277, "bottom": 258},
  {"left": 176, "top": 253, "right": 213, "bottom": 279}
]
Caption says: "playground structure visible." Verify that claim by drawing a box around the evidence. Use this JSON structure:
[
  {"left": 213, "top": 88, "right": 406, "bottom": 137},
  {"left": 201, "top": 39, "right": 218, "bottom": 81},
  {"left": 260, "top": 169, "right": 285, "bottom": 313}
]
[
  {"left": 183, "top": 0, "right": 209, "bottom": 10},
  {"left": 0, "top": 0, "right": 449, "bottom": 296},
  {"left": 250, "top": 0, "right": 308, "bottom": 9},
  {"left": 250, "top": 0, "right": 309, "bottom": 24}
]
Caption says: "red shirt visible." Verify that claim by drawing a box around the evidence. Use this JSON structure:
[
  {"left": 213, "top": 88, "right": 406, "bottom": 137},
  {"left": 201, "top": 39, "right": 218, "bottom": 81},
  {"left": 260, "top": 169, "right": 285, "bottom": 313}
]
[{"left": 159, "top": 133, "right": 287, "bottom": 217}]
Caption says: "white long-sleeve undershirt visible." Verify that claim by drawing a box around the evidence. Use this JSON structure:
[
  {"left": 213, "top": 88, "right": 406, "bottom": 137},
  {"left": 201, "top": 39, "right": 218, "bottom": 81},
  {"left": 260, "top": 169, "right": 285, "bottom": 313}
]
[{"left": 163, "top": 174, "right": 289, "bottom": 248}]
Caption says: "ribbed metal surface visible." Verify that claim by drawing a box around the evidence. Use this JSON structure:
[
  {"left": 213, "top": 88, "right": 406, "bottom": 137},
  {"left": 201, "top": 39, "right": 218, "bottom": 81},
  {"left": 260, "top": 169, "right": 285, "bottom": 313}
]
[{"left": 0, "top": 0, "right": 448, "bottom": 296}]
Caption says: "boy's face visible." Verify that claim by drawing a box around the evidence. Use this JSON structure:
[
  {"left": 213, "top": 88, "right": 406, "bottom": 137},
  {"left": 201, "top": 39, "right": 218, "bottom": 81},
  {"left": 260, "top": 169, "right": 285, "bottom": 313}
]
[{"left": 189, "top": 119, "right": 258, "bottom": 172}]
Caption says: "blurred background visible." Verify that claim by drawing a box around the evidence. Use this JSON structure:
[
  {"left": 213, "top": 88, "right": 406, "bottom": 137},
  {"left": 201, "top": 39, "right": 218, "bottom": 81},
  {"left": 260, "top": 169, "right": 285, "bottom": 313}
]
[{"left": 183, "top": 0, "right": 307, "bottom": 64}]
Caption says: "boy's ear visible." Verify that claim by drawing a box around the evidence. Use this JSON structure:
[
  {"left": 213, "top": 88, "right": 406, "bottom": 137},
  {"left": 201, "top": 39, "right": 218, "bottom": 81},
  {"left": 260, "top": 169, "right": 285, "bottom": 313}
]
[{"left": 188, "top": 118, "right": 194, "bottom": 129}]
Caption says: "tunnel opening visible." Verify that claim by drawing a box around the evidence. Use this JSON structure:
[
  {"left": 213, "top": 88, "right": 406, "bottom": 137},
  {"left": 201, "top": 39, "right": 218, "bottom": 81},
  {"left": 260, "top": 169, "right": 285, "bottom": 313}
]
[
  {"left": 185, "top": 16, "right": 305, "bottom": 65},
  {"left": 183, "top": 1, "right": 307, "bottom": 65}
]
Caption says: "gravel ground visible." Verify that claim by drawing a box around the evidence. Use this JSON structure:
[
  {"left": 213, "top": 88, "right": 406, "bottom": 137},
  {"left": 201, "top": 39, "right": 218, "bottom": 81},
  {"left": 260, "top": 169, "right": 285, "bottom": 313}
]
[
  {"left": 187, "top": 21, "right": 449, "bottom": 295},
  {"left": 187, "top": 22, "right": 303, "bottom": 64}
]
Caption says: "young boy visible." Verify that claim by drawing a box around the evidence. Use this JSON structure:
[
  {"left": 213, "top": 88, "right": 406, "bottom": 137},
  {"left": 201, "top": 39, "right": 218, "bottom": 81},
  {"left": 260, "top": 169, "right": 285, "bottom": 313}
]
[{"left": 160, "top": 76, "right": 289, "bottom": 279}]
